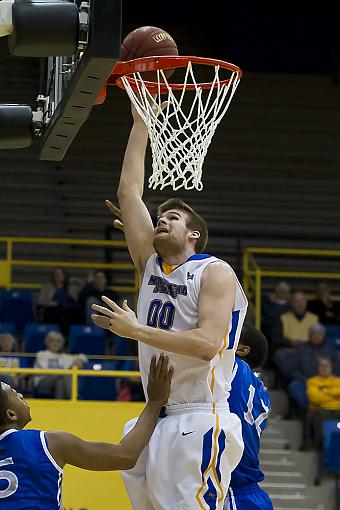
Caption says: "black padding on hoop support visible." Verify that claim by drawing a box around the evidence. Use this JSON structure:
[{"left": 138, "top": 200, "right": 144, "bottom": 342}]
[
  {"left": 8, "top": 1, "right": 79, "bottom": 57},
  {"left": 0, "top": 104, "right": 33, "bottom": 149},
  {"left": 39, "top": 0, "right": 122, "bottom": 161}
]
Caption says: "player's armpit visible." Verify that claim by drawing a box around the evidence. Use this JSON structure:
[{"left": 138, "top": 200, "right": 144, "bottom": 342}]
[
  {"left": 45, "top": 431, "right": 137, "bottom": 471},
  {"left": 198, "top": 262, "right": 236, "bottom": 360}
]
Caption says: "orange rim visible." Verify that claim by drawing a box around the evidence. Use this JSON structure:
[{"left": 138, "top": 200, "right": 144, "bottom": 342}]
[{"left": 107, "top": 55, "right": 242, "bottom": 94}]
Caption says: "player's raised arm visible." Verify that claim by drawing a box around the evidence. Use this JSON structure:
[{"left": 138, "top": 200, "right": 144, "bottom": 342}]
[
  {"left": 116, "top": 104, "right": 155, "bottom": 273},
  {"left": 46, "top": 356, "right": 172, "bottom": 471}
]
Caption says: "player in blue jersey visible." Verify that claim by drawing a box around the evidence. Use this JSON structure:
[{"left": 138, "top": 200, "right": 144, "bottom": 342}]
[
  {"left": 0, "top": 355, "right": 172, "bottom": 509},
  {"left": 225, "top": 323, "right": 274, "bottom": 510}
]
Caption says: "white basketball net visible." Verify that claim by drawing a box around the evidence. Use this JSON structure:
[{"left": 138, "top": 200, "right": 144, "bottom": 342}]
[{"left": 121, "top": 61, "right": 241, "bottom": 191}]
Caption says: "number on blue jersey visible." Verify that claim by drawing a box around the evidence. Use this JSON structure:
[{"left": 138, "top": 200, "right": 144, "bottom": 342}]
[
  {"left": 244, "top": 384, "right": 270, "bottom": 437},
  {"left": 0, "top": 457, "right": 18, "bottom": 499}
]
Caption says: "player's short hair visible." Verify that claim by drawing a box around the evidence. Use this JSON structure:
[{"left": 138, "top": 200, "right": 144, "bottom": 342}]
[
  {"left": 239, "top": 322, "right": 268, "bottom": 369},
  {"left": 157, "top": 198, "right": 208, "bottom": 253},
  {"left": 0, "top": 383, "right": 9, "bottom": 426}
]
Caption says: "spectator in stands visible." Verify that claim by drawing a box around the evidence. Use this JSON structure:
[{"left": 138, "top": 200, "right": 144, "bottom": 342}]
[
  {"left": 78, "top": 270, "right": 120, "bottom": 324},
  {"left": 262, "top": 281, "right": 291, "bottom": 352},
  {"left": 0, "top": 332, "right": 17, "bottom": 353},
  {"left": 34, "top": 331, "right": 87, "bottom": 399},
  {"left": 277, "top": 291, "right": 318, "bottom": 348},
  {"left": 308, "top": 280, "right": 340, "bottom": 325},
  {"left": 307, "top": 356, "right": 340, "bottom": 483},
  {"left": 276, "top": 324, "right": 340, "bottom": 410},
  {"left": 0, "top": 333, "right": 26, "bottom": 391},
  {"left": 37, "top": 267, "right": 81, "bottom": 334}
]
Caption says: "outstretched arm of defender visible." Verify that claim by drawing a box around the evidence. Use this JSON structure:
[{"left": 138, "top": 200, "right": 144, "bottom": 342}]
[
  {"left": 117, "top": 104, "right": 155, "bottom": 273},
  {"left": 92, "top": 262, "right": 236, "bottom": 361},
  {"left": 46, "top": 356, "right": 172, "bottom": 471}
]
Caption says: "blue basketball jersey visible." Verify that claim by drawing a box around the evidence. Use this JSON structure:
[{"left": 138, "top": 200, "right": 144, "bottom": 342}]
[
  {"left": 0, "top": 428, "right": 63, "bottom": 509},
  {"left": 229, "top": 358, "right": 270, "bottom": 488}
]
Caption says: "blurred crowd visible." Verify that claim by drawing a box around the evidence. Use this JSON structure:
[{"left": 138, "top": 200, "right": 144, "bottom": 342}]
[
  {"left": 1, "top": 270, "right": 340, "bottom": 421},
  {"left": 0, "top": 267, "right": 142, "bottom": 402},
  {"left": 262, "top": 279, "right": 340, "bottom": 463},
  {"left": 36, "top": 266, "right": 120, "bottom": 333}
]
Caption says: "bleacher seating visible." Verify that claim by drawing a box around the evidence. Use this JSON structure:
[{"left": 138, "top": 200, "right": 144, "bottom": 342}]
[
  {"left": 23, "top": 323, "right": 60, "bottom": 353},
  {"left": 113, "top": 334, "right": 131, "bottom": 356},
  {"left": 68, "top": 324, "right": 106, "bottom": 355},
  {"left": 325, "top": 325, "right": 340, "bottom": 351},
  {"left": 323, "top": 419, "right": 340, "bottom": 472},
  {"left": 78, "top": 360, "right": 117, "bottom": 401},
  {"left": 0, "top": 290, "right": 34, "bottom": 333},
  {"left": 0, "top": 322, "right": 16, "bottom": 335}
]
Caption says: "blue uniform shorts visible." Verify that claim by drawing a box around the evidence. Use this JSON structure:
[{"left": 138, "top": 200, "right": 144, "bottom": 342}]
[{"left": 224, "top": 483, "right": 273, "bottom": 510}]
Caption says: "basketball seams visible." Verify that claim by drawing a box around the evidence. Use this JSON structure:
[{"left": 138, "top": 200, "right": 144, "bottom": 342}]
[
  {"left": 120, "top": 29, "right": 137, "bottom": 60},
  {"left": 120, "top": 26, "right": 178, "bottom": 61},
  {"left": 120, "top": 26, "right": 178, "bottom": 80}
]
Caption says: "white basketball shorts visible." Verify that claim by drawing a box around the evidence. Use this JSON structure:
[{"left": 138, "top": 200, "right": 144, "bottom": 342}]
[{"left": 121, "top": 403, "right": 244, "bottom": 510}]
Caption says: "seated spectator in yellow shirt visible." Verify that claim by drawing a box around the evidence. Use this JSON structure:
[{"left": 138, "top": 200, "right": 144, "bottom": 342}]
[
  {"left": 280, "top": 291, "right": 318, "bottom": 347},
  {"left": 307, "top": 357, "right": 340, "bottom": 411},
  {"left": 307, "top": 357, "right": 340, "bottom": 483}
]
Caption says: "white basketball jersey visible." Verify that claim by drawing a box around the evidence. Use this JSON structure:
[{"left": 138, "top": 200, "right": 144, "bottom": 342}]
[{"left": 137, "top": 253, "right": 248, "bottom": 406}]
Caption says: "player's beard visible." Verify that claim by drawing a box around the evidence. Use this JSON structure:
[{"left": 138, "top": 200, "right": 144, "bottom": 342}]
[{"left": 153, "top": 232, "right": 182, "bottom": 259}]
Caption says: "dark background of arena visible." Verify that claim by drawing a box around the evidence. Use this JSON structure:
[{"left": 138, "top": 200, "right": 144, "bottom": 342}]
[{"left": 0, "top": 3, "right": 340, "bottom": 279}]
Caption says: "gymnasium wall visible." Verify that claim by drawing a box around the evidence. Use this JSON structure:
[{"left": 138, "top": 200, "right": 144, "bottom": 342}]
[{"left": 26, "top": 399, "right": 145, "bottom": 510}]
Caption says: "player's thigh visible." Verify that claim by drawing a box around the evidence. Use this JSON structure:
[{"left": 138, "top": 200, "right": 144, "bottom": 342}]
[
  {"left": 121, "top": 417, "right": 156, "bottom": 510},
  {"left": 147, "top": 411, "right": 243, "bottom": 509}
]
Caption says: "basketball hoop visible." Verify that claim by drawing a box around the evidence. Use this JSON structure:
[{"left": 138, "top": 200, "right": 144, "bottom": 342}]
[{"left": 111, "top": 56, "right": 242, "bottom": 191}]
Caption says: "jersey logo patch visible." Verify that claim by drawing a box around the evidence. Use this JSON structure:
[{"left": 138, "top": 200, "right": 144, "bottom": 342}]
[
  {"left": 182, "top": 431, "right": 195, "bottom": 436},
  {"left": 148, "top": 275, "right": 187, "bottom": 299},
  {"left": 187, "top": 271, "right": 194, "bottom": 280}
]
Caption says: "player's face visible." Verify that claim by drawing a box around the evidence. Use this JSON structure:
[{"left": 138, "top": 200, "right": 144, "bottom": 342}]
[
  {"left": 1, "top": 383, "right": 31, "bottom": 429},
  {"left": 153, "top": 209, "right": 192, "bottom": 255}
]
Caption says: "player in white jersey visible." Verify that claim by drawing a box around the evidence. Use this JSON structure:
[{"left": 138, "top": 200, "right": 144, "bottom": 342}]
[{"left": 91, "top": 103, "right": 248, "bottom": 510}]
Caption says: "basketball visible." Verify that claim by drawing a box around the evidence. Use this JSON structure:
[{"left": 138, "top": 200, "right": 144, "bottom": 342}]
[{"left": 120, "top": 26, "right": 178, "bottom": 81}]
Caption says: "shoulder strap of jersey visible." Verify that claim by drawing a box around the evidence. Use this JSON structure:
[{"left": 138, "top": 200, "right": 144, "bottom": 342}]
[{"left": 40, "top": 432, "right": 63, "bottom": 473}]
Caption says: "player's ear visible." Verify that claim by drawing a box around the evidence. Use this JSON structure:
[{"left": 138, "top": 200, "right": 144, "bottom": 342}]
[
  {"left": 189, "top": 230, "right": 200, "bottom": 240},
  {"left": 236, "top": 344, "right": 250, "bottom": 358},
  {"left": 6, "top": 408, "right": 17, "bottom": 422}
]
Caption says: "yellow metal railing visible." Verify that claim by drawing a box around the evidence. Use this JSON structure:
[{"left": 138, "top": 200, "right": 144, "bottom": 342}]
[
  {"left": 0, "top": 367, "right": 141, "bottom": 402},
  {"left": 0, "top": 236, "right": 139, "bottom": 301},
  {"left": 243, "top": 247, "right": 340, "bottom": 329}
]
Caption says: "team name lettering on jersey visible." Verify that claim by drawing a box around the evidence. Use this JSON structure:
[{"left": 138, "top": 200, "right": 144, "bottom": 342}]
[{"left": 148, "top": 275, "right": 187, "bottom": 299}]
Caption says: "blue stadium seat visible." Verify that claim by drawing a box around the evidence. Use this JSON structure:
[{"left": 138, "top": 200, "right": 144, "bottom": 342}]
[
  {"left": 78, "top": 360, "right": 117, "bottom": 401},
  {"left": 69, "top": 324, "right": 106, "bottom": 355},
  {"left": 325, "top": 325, "right": 340, "bottom": 351},
  {"left": 274, "top": 348, "right": 297, "bottom": 379},
  {"left": 0, "top": 322, "right": 16, "bottom": 335},
  {"left": 0, "top": 290, "right": 34, "bottom": 333},
  {"left": 323, "top": 419, "right": 340, "bottom": 471},
  {"left": 113, "top": 334, "right": 131, "bottom": 356},
  {"left": 24, "top": 323, "right": 60, "bottom": 353}
]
